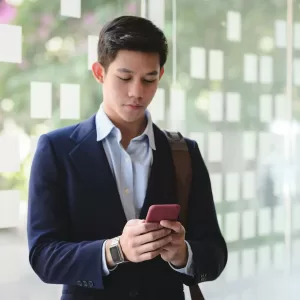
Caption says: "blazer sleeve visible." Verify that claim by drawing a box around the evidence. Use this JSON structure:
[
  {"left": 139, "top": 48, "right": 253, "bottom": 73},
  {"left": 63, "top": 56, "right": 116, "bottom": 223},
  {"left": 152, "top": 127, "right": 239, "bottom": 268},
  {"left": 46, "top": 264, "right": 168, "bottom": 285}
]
[
  {"left": 27, "top": 134, "right": 106, "bottom": 289},
  {"left": 176, "top": 140, "right": 228, "bottom": 286}
]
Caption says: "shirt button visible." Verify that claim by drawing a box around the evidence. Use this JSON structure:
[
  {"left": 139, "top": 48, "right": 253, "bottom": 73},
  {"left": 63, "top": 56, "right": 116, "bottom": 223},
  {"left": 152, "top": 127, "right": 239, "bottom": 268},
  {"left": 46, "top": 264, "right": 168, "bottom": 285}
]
[{"left": 124, "top": 189, "right": 129, "bottom": 194}]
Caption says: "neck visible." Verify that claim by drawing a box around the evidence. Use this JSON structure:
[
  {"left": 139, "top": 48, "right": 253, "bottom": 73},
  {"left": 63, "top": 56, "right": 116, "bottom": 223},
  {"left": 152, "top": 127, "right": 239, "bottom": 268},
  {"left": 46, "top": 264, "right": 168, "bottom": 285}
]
[
  {"left": 116, "top": 118, "right": 147, "bottom": 142},
  {"left": 102, "top": 104, "right": 148, "bottom": 148}
]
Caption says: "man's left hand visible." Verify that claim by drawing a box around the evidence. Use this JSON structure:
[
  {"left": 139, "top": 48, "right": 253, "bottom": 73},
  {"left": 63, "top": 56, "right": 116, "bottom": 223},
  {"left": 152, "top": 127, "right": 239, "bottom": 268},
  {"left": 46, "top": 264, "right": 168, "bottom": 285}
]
[{"left": 159, "top": 220, "right": 188, "bottom": 268}]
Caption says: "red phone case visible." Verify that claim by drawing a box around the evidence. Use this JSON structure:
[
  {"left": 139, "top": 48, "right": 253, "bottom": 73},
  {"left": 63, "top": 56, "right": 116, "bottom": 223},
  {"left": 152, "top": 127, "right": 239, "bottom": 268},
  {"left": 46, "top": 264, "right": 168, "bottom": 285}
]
[{"left": 145, "top": 204, "right": 181, "bottom": 223}]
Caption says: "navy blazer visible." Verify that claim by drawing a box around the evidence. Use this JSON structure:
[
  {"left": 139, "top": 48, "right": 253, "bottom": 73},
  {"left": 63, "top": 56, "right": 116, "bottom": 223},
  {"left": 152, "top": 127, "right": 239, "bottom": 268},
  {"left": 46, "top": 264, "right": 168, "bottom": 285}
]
[{"left": 27, "top": 115, "right": 227, "bottom": 300}]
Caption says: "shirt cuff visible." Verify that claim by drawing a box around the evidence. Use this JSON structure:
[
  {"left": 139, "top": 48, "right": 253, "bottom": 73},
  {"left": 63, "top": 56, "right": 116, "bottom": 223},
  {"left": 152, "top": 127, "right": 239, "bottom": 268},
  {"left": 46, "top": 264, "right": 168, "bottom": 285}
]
[
  {"left": 102, "top": 240, "right": 117, "bottom": 276},
  {"left": 168, "top": 240, "right": 194, "bottom": 276}
]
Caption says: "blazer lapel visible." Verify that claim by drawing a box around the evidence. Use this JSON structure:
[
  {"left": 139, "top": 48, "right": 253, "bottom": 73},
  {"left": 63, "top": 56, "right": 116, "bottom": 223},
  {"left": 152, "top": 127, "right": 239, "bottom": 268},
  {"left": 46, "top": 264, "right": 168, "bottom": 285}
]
[{"left": 69, "top": 115, "right": 127, "bottom": 227}]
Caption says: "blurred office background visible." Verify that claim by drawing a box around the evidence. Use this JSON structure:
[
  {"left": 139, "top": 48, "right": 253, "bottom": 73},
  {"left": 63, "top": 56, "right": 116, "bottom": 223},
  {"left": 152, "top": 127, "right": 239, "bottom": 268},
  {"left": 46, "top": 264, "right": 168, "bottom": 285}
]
[{"left": 0, "top": 0, "right": 300, "bottom": 299}]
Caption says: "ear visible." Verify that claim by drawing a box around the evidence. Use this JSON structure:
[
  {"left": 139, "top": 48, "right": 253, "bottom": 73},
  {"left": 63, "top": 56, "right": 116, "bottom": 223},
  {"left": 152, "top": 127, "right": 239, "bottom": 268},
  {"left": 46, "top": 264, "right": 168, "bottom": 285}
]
[
  {"left": 92, "top": 62, "right": 105, "bottom": 83},
  {"left": 159, "top": 67, "right": 165, "bottom": 80}
]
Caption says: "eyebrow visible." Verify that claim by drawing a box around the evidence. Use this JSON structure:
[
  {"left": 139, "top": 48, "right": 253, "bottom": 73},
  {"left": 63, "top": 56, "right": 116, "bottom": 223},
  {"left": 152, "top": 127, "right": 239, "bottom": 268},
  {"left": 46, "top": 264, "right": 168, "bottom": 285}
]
[{"left": 116, "top": 68, "right": 158, "bottom": 76}]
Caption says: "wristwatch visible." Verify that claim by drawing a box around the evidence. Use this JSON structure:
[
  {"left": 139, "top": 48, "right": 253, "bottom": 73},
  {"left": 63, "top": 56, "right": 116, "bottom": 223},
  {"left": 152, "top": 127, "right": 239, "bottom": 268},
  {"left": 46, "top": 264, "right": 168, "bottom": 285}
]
[{"left": 109, "top": 236, "right": 125, "bottom": 265}]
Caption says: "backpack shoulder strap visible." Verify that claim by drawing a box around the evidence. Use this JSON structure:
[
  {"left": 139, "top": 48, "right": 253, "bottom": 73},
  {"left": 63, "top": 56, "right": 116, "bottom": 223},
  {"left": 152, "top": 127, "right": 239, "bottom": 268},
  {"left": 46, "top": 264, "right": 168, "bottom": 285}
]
[
  {"left": 164, "top": 130, "right": 205, "bottom": 300},
  {"left": 163, "top": 131, "right": 192, "bottom": 230}
]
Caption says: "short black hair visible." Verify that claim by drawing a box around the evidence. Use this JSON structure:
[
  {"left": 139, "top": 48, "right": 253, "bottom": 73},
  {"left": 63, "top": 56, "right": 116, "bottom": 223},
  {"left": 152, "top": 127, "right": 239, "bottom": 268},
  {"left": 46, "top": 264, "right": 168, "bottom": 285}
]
[{"left": 97, "top": 15, "right": 168, "bottom": 70}]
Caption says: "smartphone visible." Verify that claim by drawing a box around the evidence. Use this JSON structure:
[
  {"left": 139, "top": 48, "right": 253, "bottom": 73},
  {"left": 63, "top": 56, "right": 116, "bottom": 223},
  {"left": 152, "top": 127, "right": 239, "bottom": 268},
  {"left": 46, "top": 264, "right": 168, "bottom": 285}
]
[{"left": 145, "top": 204, "right": 181, "bottom": 223}]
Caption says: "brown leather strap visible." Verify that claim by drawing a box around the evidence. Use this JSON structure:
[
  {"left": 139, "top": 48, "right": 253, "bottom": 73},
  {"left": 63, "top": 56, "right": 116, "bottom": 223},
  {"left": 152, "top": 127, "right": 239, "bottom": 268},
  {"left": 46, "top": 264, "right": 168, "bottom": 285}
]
[
  {"left": 189, "top": 284, "right": 205, "bottom": 300},
  {"left": 164, "top": 131, "right": 205, "bottom": 300},
  {"left": 164, "top": 131, "right": 192, "bottom": 226}
]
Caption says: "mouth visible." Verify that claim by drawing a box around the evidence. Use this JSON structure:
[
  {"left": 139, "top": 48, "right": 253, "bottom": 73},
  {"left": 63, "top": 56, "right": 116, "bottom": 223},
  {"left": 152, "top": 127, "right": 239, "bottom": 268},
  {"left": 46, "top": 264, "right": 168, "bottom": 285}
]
[{"left": 124, "top": 104, "right": 143, "bottom": 110}]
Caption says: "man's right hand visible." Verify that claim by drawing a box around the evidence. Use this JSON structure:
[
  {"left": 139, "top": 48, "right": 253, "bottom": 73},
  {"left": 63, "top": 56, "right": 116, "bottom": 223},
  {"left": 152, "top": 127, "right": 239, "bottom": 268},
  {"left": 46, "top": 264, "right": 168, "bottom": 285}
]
[{"left": 119, "top": 219, "right": 172, "bottom": 263}]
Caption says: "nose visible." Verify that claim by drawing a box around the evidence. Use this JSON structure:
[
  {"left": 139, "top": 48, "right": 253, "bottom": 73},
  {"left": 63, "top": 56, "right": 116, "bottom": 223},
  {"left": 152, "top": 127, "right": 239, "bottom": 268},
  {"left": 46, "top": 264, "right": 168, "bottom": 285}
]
[{"left": 128, "top": 81, "right": 143, "bottom": 99}]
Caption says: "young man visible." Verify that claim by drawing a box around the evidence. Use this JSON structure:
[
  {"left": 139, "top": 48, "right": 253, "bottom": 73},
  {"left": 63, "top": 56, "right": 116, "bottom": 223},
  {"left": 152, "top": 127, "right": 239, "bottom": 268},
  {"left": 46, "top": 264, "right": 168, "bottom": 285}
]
[{"left": 27, "top": 16, "right": 227, "bottom": 300}]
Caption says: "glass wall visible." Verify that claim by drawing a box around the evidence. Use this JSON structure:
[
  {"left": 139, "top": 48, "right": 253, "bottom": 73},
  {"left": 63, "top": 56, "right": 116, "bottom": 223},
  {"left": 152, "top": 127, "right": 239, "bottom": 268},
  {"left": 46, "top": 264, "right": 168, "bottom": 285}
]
[{"left": 0, "top": 0, "right": 299, "bottom": 299}]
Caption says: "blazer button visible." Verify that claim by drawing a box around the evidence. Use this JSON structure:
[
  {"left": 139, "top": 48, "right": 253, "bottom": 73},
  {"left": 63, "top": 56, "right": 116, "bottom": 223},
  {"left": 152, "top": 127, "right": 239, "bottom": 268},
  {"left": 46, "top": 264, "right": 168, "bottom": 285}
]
[
  {"left": 129, "top": 290, "right": 139, "bottom": 297},
  {"left": 83, "top": 280, "right": 88, "bottom": 287},
  {"left": 200, "top": 274, "right": 207, "bottom": 282},
  {"left": 88, "top": 281, "right": 94, "bottom": 288},
  {"left": 76, "top": 280, "right": 83, "bottom": 287}
]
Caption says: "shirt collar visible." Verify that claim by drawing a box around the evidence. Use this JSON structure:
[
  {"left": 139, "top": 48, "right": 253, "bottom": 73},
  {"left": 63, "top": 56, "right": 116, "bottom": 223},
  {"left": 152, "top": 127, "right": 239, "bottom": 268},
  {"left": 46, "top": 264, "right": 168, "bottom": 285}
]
[{"left": 95, "top": 104, "right": 156, "bottom": 150}]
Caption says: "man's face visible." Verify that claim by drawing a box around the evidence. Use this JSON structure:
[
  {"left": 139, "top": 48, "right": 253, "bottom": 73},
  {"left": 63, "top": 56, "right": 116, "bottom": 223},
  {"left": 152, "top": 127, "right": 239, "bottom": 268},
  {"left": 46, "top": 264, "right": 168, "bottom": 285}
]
[{"left": 92, "top": 50, "right": 164, "bottom": 124}]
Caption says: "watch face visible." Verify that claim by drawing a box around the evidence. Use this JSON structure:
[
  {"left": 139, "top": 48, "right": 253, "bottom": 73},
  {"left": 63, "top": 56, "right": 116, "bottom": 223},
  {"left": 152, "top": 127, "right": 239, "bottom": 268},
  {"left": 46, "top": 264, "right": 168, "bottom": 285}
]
[{"left": 110, "top": 246, "right": 123, "bottom": 264}]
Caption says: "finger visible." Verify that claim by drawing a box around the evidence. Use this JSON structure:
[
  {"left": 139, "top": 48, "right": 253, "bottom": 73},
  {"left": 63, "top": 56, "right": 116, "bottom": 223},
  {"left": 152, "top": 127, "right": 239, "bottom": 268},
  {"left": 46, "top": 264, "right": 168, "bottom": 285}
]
[
  {"left": 161, "top": 242, "right": 178, "bottom": 251},
  {"left": 136, "top": 228, "right": 172, "bottom": 245},
  {"left": 160, "top": 248, "right": 174, "bottom": 262},
  {"left": 167, "top": 234, "right": 183, "bottom": 245},
  {"left": 138, "top": 235, "right": 172, "bottom": 254},
  {"left": 160, "top": 220, "right": 183, "bottom": 233},
  {"left": 138, "top": 249, "right": 161, "bottom": 262},
  {"left": 132, "top": 222, "right": 164, "bottom": 236}
]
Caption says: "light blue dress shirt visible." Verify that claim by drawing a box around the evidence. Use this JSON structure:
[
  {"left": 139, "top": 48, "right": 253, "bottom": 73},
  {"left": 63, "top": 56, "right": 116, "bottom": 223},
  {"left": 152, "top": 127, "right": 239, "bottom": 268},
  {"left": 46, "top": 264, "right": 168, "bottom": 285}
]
[{"left": 95, "top": 105, "right": 194, "bottom": 276}]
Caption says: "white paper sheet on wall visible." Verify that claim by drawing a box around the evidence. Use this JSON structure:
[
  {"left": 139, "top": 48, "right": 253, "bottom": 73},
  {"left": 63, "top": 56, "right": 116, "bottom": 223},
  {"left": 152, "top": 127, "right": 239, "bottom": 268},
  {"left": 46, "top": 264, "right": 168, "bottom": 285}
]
[
  {"left": 190, "top": 47, "right": 206, "bottom": 79},
  {"left": 275, "top": 94, "right": 287, "bottom": 120},
  {"left": 209, "top": 92, "right": 223, "bottom": 122},
  {"left": 242, "top": 172, "right": 256, "bottom": 200},
  {"left": 189, "top": 132, "right": 205, "bottom": 153},
  {"left": 273, "top": 205, "right": 284, "bottom": 233},
  {"left": 227, "top": 11, "right": 241, "bottom": 42},
  {"left": 243, "top": 131, "right": 256, "bottom": 160},
  {"left": 148, "top": 88, "right": 165, "bottom": 122},
  {"left": 210, "top": 173, "right": 223, "bottom": 203},
  {"left": 60, "top": 0, "right": 81, "bottom": 18},
  {"left": 88, "top": 35, "right": 98, "bottom": 70},
  {"left": 148, "top": 0, "right": 165, "bottom": 29},
  {"left": 226, "top": 93, "right": 240, "bottom": 122},
  {"left": 242, "top": 210, "right": 256, "bottom": 239},
  {"left": 170, "top": 88, "right": 186, "bottom": 121},
  {"left": 259, "top": 132, "right": 272, "bottom": 162},
  {"left": 225, "top": 212, "right": 240, "bottom": 242},
  {"left": 258, "top": 208, "right": 271, "bottom": 236},
  {"left": 0, "top": 135, "right": 20, "bottom": 172},
  {"left": 225, "top": 251, "right": 239, "bottom": 282},
  {"left": 294, "top": 59, "right": 300, "bottom": 86},
  {"left": 0, "top": 190, "right": 20, "bottom": 228},
  {"left": 225, "top": 173, "right": 240, "bottom": 202},
  {"left": 30, "top": 136, "right": 39, "bottom": 156},
  {"left": 209, "top": 50, "right": 224, "bottom": 80},
  {"left": 60, "top": 84, "right": 80, "bottom": 120},
  {"left": 294, "top": 23, "right": 300, "bottom": 49},
  {"left": 30, "top": 82, "right": 52, "bottom": 119},
  {"left": 0, "top": 24, "right": 22, "bottom": 63},
  {"left": 259, "top": 94, "right": 273, "bottom": 122},
  {"left": 244, "top": 54, "right": 258, "bottom": 83},
  {"left": 275, "top": 20, "right": 286, "bottom": 48},
  {"left": 208, "top": 132, "right": 223, "bottom": 162},
  {"left": 260, "top": 56, "right": 273, "bottom": 84}
]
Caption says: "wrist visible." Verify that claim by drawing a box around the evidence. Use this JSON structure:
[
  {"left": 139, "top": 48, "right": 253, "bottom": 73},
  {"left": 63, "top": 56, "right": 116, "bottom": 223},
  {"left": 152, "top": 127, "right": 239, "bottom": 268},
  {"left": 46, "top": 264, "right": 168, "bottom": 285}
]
[
  {"left": 105, "top": 239, "right": 116, "bottom": 268},
  {"left": 171, "top": 243, "right": 188, "bottom": 268}
]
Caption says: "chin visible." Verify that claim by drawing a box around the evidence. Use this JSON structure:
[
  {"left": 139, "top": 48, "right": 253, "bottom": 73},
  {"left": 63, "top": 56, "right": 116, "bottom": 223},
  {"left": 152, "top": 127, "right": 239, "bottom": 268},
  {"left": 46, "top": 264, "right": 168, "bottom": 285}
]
[
  {"left": 119, "top": 111, "right": 145, "bottom": 123},
  {"left": 121, "top": 116, "right": 142, "bottom": 124}
]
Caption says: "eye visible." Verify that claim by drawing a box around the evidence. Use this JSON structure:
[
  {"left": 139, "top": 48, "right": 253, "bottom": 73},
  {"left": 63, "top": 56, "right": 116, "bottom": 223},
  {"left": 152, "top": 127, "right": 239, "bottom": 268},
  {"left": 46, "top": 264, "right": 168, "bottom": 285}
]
[
  {"left": 118, "top": 77, "right": 131, "bottom": 81},
  {"left": 143, "top": 79, "right": 156, "bottom": 83}
]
